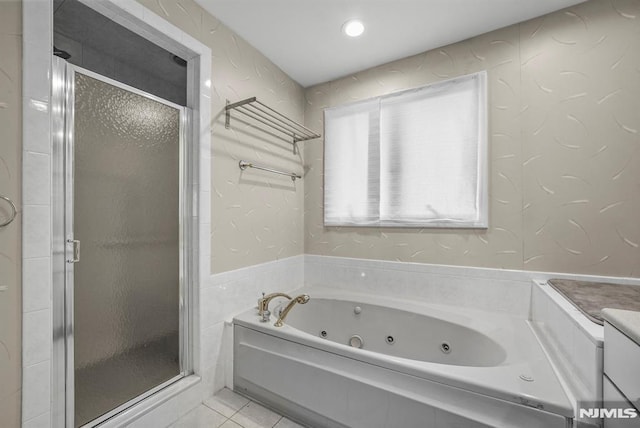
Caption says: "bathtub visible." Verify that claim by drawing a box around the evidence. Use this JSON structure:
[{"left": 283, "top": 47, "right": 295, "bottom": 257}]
[{"left": 233, "top": 287, "right": 573, "bottom": 428}]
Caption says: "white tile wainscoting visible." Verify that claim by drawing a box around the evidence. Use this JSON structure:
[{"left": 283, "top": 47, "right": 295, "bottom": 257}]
[
  {"left": 303, "top": 255, "right": 640, "bottom": 318},
  {"left": 200, "top": 255, "right": 304, "bottom": 395},
  {"left": 304, "top": 255, "right": 533, "bottom": 317}
]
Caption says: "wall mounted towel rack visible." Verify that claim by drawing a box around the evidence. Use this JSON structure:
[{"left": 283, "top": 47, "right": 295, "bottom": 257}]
[
  {"left": 0, "top": 195, "right": 17, "bottom": 227},
  {"left": 239, "top": 160, "right": 302, "bottom": 181},
  {"left": 225, "top": 97, "right": 320, "bottom": 154}
]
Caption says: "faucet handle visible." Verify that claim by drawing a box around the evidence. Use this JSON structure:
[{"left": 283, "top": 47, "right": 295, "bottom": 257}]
[{"left": 296, "top": 294, "right": 310, "bottom": 304}]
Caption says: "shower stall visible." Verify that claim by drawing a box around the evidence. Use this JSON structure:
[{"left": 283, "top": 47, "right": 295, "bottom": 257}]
[{"left": 52, "top": 56, "right": 193, "bottom": 427}]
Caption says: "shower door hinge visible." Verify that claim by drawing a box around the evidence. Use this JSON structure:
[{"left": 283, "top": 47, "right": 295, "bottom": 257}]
[{"left": 66, "top": 239, "right": 80, "bottom": 263}]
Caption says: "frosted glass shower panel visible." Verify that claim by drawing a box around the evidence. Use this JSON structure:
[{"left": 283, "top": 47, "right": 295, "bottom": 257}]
[{"left": 72, "top": 72, "right": 181, "bottom": 427}]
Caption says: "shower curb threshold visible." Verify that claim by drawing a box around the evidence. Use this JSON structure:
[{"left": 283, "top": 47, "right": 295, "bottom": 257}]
[{"left": 94, "top": 375, "right": 201, "bottom": 428}]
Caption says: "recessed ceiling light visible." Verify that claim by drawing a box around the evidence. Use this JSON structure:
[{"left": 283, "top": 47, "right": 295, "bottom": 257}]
[{"left": 343, "top": 19, "right": 365, "bottom": 37}]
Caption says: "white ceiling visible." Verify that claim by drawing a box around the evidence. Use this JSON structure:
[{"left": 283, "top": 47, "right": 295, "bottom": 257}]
[{"left": 196, "top": 0, "right": 587, "bottom": 88}]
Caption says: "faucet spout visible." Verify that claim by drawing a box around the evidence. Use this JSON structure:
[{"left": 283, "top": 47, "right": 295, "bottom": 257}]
[
  {"left": 258, "top": 292, "right": 292, "bottom": 317},
  {"left": 274, "top": 294, "right": 310, "bottom": 327}
]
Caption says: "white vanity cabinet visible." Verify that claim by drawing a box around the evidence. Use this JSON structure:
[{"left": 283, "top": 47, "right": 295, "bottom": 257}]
[{"left": 602, "top": 309, "right": 640, "bottom": 428}]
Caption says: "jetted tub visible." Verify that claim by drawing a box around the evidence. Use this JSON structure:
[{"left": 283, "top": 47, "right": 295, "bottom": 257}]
[{"left": 233, "top": 287, "right": 573, "bottom": 428}]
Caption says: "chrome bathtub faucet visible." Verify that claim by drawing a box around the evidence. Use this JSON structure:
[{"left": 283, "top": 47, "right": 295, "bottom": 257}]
[
  {"left": 258, "top": 292, "right": 292, "bottom": 322},
  {"left": 274, "top": 294, "right": 310, "bottom": 327}
]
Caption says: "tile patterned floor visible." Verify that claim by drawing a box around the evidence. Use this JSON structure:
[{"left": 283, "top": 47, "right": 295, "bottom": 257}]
[{"left": 170, "top": 388, "right": 304, "bottom": 428}]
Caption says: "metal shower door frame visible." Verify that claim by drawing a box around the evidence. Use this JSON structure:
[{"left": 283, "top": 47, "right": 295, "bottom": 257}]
[{"left": 51, "top": 57, "right": 194, "bottom": 428}]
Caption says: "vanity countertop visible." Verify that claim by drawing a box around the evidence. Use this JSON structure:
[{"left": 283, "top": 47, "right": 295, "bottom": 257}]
[
  {"left": 602, "top": 308, "right": 640, "bottom": 346},
  {"left": 547, "top": 279, "right": 640, "bottom": 325}
]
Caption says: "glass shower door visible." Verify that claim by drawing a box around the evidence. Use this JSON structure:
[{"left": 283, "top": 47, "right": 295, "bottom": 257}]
[{"left": 67, "top": 68, "right": 185, "bottom": 427}]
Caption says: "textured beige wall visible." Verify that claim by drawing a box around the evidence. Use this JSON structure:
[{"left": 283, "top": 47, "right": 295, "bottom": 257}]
[
  {"left": 0, "top": 0, "right": 22, "bottom": 426},
  {"left": 521, "top": 0, "right": 640, "bottom": 276},
  {"left": 304, "top": 0, "right": 640, "bottom": 278},
  {"left": 136, "top": 0, "right": 306, "bottom": 274}
]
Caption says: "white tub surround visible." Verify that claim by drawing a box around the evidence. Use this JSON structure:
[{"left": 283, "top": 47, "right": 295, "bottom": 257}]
[
  {"left": 234, "top": 287, "right": 573, "bottom": 428},
  {"left": 530, "top": 280, "right": 604, "bottom": 428},
  {"left": 303, "top": 255, "right": 534, "bottom": 317},
  {"left": 304, "top": 256, "right": 640, "bottom": 318}
]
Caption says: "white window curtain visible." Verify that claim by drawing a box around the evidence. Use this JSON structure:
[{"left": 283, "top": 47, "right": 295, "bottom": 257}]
[
  {"left": 324, "top": 71, "right": 488, "bottom": 228},
  {"left": 324, "top": 98, "right": 380, "bottom": 225}
]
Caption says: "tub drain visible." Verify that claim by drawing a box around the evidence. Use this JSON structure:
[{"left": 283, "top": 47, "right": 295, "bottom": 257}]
[
  {"left": 386, "top": 335, "right": 395, "bottom": 344},
  {"left": 440, "top": 342, "right": 451, "bottom": 354},
  {"left": 320, "top": 330, "right": 327, "bottom": 338}
]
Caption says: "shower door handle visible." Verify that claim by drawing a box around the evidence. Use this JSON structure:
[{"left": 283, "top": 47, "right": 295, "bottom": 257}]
[{"left": 67, "top": 239, "right": 80, "bottom": 263}]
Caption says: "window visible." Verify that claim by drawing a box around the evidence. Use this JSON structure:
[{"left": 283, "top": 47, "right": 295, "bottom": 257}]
[{"left": 324, "top": 71, "right": 488, "bottom": 228}]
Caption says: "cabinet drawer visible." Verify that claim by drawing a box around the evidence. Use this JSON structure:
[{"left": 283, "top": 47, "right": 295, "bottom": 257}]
[
  {"left": 603, "top": 376, "right": 640, "bottom": 428},
  {"left": 605, "top": 322, "right": 640, "bottom": 409}
]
